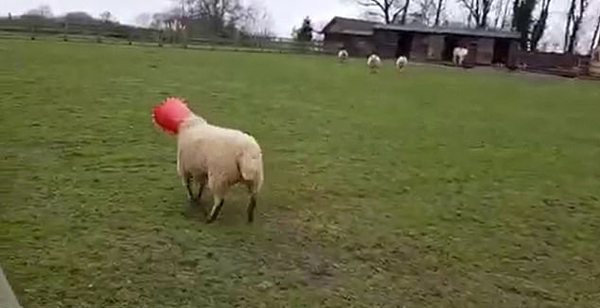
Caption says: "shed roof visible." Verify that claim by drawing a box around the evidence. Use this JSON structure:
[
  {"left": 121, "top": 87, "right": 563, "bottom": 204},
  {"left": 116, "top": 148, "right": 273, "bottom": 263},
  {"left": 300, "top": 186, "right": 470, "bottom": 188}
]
[
  {"left": 320, "top": 17, "right": 377, "bottom": 36},
  {"left": 321, "top": 16, "right": 520, "bottom": 39},
  {"left": 375, "top": 23, "right": 520, "bottom": 39}
]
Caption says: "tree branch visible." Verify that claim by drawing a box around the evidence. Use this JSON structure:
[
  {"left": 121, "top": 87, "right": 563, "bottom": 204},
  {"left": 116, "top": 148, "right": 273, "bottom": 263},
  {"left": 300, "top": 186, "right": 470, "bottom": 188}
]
[{"left": 358, "top": 0, "right": 387, "bottom": 12}]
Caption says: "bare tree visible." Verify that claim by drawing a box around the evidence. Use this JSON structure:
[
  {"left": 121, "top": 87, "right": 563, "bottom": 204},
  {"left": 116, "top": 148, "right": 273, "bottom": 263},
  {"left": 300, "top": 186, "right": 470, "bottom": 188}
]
[
  {"left": 512, "top": 0, "right": 537, "bottom": 49},
  {"left": 493, "top": 0, "right": 504, "bottom": 28},
  {"left": 458, "top": 0, "right": 494, "bottom": 28},
  {"left": 100, "top": 11, "right": 113, "bottom": 23},
  {"left": 400, "top": 0, "right": 412, "bottom": 24},
  {"left": 356, "top": 0, "right": 410, "bottom": 24},
  {"left": 530, "top": 0, "right": 552, "bottom": 51},
  {"left": 238, "top": 1, "right": 273, "bottom": 37},
  {"left": 500, "top": 0, "right": 512, "bottom": 28},
  {"left": 492, "top": 0, "right": 512, "bottom": 29},
  {"left": 25, "top": 5, "right": 53, "bottom": 18},
  {"left": 190, "top": 0, "right": 245, "bottom": 33},
  {"left": 564, "top": 0, "right": 590, "bottom": 53},
  {"left": 590, "top": 12, "right": 600, "bottom": 54},
  {"left": 564, "top": 0, "right": 576, "bottom": 51},
  {"left": 434, "top": 0, "right": 445, "bottom": 25},
  {"left": 411, "top": 0, "right": 437, "bottom": 25},
  {"left": 135, "top": 13, "right": 153, "bottom": 27}
]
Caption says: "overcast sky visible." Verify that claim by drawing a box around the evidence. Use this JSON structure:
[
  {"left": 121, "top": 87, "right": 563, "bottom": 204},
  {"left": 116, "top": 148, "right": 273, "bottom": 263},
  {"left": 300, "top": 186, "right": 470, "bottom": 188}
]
[{"left": 0, "top": 0, "right": 361, "bottom": 37}]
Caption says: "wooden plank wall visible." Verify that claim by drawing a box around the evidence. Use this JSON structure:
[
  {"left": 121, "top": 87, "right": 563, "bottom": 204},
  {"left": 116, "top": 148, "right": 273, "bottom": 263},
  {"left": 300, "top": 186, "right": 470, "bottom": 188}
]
[
  {"left": 476, "top": 38, "right": 495, "bottom": 64},
  {"left": 427, "top": 35, "right": 445, "bottom": 61}
]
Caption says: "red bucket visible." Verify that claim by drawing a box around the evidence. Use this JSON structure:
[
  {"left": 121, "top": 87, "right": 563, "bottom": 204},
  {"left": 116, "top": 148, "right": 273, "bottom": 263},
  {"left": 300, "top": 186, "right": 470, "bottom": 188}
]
[{"left": 152, "top": 97, "right": 191, "bottom": 135}]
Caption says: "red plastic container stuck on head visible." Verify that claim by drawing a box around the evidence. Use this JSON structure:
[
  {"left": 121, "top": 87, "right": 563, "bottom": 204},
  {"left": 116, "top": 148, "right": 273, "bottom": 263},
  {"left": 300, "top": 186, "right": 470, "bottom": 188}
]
[{"left": 152, "top": 97, "right": 191, "bottom": 134}]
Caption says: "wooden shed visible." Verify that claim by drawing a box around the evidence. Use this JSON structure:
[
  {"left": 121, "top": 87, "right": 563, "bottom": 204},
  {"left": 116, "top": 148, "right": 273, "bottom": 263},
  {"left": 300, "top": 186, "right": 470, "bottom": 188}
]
[{"left": 322, "top": 17, "right": 520, "bottom": 67}]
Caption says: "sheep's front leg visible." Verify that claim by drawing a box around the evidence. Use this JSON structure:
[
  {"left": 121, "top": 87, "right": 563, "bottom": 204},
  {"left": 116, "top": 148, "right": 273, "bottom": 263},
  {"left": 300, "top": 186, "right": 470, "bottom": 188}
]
[
  {"left": 184, "top": 174, "right": 194, "bottom": 201},
  {"left": 206, "top": 197, "right": 224, "bottom": 224}
]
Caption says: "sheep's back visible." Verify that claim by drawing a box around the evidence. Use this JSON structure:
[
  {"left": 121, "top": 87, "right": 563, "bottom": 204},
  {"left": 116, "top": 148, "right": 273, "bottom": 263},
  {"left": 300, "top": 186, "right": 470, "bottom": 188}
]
[{"left": 177, "top": 124, "right": 262, "bottom": 186}]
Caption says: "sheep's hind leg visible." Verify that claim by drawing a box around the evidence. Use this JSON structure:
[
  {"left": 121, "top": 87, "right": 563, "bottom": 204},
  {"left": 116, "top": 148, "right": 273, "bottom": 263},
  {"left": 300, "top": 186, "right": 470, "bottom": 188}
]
[
  {"left": 206, "top": 197, "right": 224, "bottom": 224},
  {"left": 247, "top": 194, "right": 257, "bottom": 223},
  {"left": 196, "top": 176, "right": 207, "bottom": 203},
  {"left": 196, "top": 176, "right": 208, "bottom": 217}
]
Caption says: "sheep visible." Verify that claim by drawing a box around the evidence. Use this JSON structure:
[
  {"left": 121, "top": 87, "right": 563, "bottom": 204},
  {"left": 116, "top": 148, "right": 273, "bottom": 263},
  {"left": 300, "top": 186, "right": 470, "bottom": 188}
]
[
  {"left": 152, "top": 97, "right": 264, "bottom": 224},
  {"left": 453, "top": 46, "right": 468, "bottom": 66},
  {"left": 367, "top": 53, "right": 382, "bottom": 73},
  {"left": 338, "top": 48, "right": 349, "bottom": 63},
  {"left": 395, "top": 56, "right": 408, "bottom": 71}
]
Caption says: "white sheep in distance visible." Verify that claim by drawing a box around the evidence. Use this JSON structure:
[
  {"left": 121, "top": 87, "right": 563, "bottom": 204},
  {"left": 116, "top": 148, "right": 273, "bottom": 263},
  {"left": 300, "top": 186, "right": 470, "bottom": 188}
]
[
  {"left": 338, "top": 49, "right": 349, "bottom": 63},
  {"left": 152, "top": 97, "right": 264, "bottom": 224},
  {"left": 396, "top": 56, "right": 408, "bottom": 71},
  {"left": 367, "top": 53, "right": 382, "bottom": 73},
  {"left": 453, "top": 47, "right": 468, "bottom": 66}
]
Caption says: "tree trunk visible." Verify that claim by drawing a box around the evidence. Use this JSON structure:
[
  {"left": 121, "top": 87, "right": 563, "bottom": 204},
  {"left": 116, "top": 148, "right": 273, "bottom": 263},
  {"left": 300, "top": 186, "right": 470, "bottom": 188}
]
[
  {"left": 564, "top": 0, "right": 575, "bottom": 52},
  {"left": 434, "top": 0, "right": 444, "bottom": 25},
  {"left": 567, "top": 0, "right": 587, "bottom": 53},
  {"left": 401, "top": 0, "right": 411, "bottom": 24},
  {"left": 531, "top": 0, "right": 551, "bottom": 51},
  {"left": 590, "top": 14, "right": 600, "bottom": 55},
  {"left": 500, "top": 0, "right": 511, "bottom": 28},
  {"left": 481, "top": 0, "right": 490, "bottom": 28}
]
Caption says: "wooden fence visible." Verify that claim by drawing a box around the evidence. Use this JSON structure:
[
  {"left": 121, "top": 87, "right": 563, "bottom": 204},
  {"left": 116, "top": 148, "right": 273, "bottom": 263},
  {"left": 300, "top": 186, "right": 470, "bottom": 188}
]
[
  {"left": 0, "top": 20, "right": 326, "bottom": 55},
  {"left": 516, "top": 51, "right": 592, "bottom": 78}
]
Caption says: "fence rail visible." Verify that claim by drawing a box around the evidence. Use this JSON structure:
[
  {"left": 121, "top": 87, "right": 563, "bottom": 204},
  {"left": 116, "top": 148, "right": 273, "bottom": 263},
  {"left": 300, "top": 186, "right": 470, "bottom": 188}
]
[{"left": 0, "top": 21, "right": 327, "bottom": 55}]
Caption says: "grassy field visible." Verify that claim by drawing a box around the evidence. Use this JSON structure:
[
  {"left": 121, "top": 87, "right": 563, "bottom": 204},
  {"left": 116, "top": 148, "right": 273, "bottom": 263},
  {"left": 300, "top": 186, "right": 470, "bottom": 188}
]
[{"left": 1, "top": 39, "right": 599, "bottom": 307}]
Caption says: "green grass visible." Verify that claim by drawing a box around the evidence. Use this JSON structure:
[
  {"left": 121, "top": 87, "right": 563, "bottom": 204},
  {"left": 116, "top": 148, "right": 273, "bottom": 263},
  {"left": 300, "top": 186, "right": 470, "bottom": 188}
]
[{"left": 1, "top": 39, "right": 600, "bottom": 307}]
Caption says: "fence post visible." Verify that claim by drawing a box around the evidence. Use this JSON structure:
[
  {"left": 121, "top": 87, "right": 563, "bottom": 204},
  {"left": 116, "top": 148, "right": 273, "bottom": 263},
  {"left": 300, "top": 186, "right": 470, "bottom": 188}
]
[
  {"left": 63, "top": 21, "right": 68, "bottom": 41},
  {"left": 181, "top": 29, "right": 188, "bottom": 49},
  {"left": 128, "top": 29, "right": 133, "bottom": 45},
  {"left": 0, "top": 266, "right": 21, "bottom": 308},
  {"left": 96, "top": 25, "right": 102, "bottom": 43}
]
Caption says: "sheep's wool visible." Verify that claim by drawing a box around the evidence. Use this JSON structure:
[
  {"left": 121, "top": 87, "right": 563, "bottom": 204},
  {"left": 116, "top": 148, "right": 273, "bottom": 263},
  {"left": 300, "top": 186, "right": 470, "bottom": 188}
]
[
  {"left": 367, "top": 54, "right": 381, "bottom": 72},
  {"left": 396, "top": 56, "right": 408, "bottom": 70},
  {"left": 338, "top": 50, "right": 349, "bottom": 62},
  {"left": 176, "top": 116, "right": 264, "bottom": 197}
]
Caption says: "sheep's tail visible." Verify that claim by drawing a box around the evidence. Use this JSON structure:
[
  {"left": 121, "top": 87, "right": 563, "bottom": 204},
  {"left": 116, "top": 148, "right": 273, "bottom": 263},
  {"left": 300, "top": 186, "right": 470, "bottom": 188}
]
[{"left": 238, "top": 142, "right": 264, "bottom": 194}]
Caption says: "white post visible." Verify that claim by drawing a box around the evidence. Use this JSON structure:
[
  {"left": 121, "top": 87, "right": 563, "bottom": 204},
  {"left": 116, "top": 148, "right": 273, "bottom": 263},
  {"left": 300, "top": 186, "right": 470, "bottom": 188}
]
[{"left": 0, "top": 266, "right": 21, "bottom": 308}]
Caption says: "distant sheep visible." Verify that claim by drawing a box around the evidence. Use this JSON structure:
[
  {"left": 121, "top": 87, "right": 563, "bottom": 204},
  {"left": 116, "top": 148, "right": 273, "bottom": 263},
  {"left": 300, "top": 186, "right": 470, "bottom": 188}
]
[
  {"left": 367, "top": 53, "right": 382, "bottom": 73},
  {"left": 152, "top": 97, "right": 264, "bottom": 224},
  {"left": 338, "top": 49, "right": 349, "bottom": 63},
  {"left": 453, "top": 47, "right": 468, "bottom": 66},
  {"left": 396, "top": 56, "right": 408, "bottom": 71}
]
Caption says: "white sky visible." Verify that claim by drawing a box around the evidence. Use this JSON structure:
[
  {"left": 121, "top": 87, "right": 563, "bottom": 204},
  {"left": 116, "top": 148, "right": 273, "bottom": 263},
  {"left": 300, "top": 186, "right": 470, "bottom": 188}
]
[{"left": 0, "top": 0, "right": 361, "bottom": 37}]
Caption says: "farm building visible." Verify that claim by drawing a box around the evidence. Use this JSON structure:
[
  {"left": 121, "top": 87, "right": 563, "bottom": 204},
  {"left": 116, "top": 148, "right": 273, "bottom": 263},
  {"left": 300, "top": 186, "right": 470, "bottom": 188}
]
[{"left": 321, "top": 17, "right": 521, "bottom": 66}]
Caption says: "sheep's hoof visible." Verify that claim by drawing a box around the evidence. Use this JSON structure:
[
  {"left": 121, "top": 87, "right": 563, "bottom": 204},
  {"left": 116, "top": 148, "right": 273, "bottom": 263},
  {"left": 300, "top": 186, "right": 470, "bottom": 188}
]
[{"left": 187, "top": 199, "right": 199, "bottom": 208}]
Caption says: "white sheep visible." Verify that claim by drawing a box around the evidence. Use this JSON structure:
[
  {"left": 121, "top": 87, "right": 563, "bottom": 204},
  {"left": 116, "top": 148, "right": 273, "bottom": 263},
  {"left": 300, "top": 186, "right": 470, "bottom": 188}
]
[
  {"left": 367, "top": 53, "right": 382, "bottom": 73},
  {"left": 453, "top": 47, "right": 468, "bottom": 66},
  {"left": 152, "top": 97, "right": 264, "bottom": 224},
  {"left": 338, "top": 49, "right": 349, "bottom": 63},
  {"left": 396, "top": 56, "right": 408, "bottom": 71}
]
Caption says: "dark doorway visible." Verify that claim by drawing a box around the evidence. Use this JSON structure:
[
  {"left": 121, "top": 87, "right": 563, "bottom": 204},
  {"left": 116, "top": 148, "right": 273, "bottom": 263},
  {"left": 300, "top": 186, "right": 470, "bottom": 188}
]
[
  {"left": 442, "top": 36, "right": 460, "bottom": 61},
  {"left": 464, "top": 41, "right": 478, "bottom": 67},
  {"left": 493, "top": 38, "right": 510, "bottom": 64},
  {"left": 395, "top": 33, "right": 413, "bottom": 58}
]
